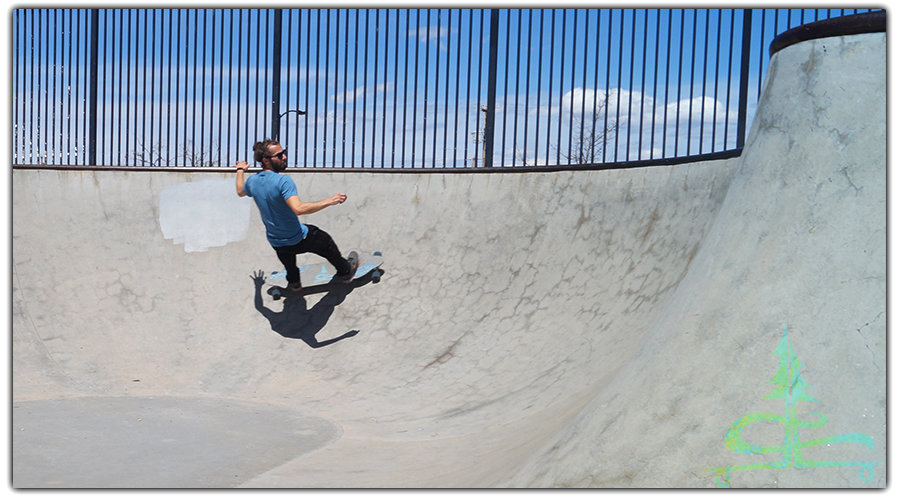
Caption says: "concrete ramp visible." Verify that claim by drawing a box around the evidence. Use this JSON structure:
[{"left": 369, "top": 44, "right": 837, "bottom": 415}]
[
  {"left": 12, "top": 31, "right": 885, "bottom": 488},
  {"left": 501, "top": 31, "right": 886, "bottom": 488}
]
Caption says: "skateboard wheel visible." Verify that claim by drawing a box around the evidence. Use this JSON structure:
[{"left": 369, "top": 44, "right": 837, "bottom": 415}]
[
  {"left": 374, "top": 251, "right": 382, "bottom": 256},
  {"left": 273, "top": 290, "right": 282, "bottom": 300},
  {"left": 372, "top": 270, "right": 383, "bottom": 283}
]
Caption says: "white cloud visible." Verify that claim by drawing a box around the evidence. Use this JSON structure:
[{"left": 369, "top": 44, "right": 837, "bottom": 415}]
[
  {"left": 561, "top": 87, "right": 655, "bottom": 118},
  {"left": 330, "top": 82, "right": 396, "bottom": 105},
  {"left": 332, "top": 85, "right": 367, "bottom": 105},
  {"left": 497, "top": 86, "right": 742, "bottom": 164},
  {"left": 409, "top": 25, "right": 451, "bottom": 44},
  {"left": 408, "top": 25, "right": 453, "bottom": 51},
  {"left": 376, "top": 82, "right": 395, "bottom": 94},
  {"left": 657, "top": 96, "right": 729, "bottom": 124}
]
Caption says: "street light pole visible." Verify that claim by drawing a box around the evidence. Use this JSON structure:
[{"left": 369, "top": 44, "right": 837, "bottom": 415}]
[{"left": 274, "top": 109, "right": 306, "bottom": 143}]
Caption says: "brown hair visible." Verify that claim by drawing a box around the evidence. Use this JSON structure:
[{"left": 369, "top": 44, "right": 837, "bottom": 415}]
[{"left": 253, "top": 139, "right": 279, "bottom": 163}]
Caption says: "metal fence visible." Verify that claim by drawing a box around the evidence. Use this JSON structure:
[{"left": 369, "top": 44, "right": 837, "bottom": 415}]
[{"left": 11, "top": 8, "right": 882, "bottom": 170}]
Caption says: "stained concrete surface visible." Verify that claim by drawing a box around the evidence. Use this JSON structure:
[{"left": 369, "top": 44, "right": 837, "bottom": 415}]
[
  {"left": 11, "top": 32, "right": 885, "bottom": 488},
  {"left": 12, "top": 397, "right": 340, "bottom": 488}
]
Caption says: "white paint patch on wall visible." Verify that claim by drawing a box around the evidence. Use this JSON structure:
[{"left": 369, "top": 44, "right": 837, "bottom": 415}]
[{"left": 159, "top": 179, "right": 252, "bottom": 252}]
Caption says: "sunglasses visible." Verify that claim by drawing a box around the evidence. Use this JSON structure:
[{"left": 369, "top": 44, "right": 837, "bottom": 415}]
[{"left": 265, "top": 149, "right": 288, "bottom": 159}]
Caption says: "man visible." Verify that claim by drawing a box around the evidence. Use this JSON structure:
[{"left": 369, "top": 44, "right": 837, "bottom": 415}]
[{"left": 236, "top": 139, "right": 358, "bottom": 291}]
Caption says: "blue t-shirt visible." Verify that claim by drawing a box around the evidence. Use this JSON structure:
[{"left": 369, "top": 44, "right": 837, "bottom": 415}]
[{"left": 243, "top": 170, "right": 308, "bottom": 247}]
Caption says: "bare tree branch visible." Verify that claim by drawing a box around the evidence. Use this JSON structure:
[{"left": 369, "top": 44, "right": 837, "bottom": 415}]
[{"left": 553, "top": 94, "right": 620, "bottom": 165}]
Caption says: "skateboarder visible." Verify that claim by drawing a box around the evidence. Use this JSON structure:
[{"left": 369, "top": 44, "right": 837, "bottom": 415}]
[{"left": 236, "top": 139, "right": 358, "bottom": 291}]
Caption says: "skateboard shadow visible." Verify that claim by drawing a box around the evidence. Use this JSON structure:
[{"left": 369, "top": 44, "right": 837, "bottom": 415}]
[{"left": 251, "top": 270, "right": 368, "bottom": 349}]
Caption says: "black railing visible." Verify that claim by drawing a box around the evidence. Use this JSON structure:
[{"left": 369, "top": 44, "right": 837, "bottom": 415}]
[{"left": 11, "top": 8, "right": 883, "bottom": 170}]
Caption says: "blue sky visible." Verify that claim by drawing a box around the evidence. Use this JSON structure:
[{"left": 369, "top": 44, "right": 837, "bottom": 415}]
[{"left": 9, "top": 2, "right": 880, "bottom": 168}]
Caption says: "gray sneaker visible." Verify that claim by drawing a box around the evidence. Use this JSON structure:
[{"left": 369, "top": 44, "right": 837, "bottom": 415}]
[{"left": 341, "top": 251, "right": 359, "bottom": 283}]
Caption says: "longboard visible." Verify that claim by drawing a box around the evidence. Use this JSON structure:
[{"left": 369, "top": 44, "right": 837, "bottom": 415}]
[{"left": 266, "top": 251, "right": 384, "bottom": 300}]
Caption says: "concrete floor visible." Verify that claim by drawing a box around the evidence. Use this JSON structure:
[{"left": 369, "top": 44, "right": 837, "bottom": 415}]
[{"left": 12, "top": 33, "right": 885, "bottom": 488}]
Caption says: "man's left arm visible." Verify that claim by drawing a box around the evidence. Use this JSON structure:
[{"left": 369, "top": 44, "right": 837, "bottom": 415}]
[{"left": 285, "top": 193, "right": 347, "bottom": 216}]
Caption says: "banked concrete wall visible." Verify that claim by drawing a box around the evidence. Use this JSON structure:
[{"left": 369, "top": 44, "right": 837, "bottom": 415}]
[{"left": 500, "top": 30, "right": 886, "bottom": 488}]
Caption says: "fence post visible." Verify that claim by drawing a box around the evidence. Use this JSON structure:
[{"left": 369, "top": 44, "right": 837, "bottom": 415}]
[
  {"left": 736, "top": 8, "right": 753, "bottom": 149},
  {"left": 483, "top": 9, "right": 500, "bottom": 168},
  {"left": 271, "top": 9, "right": 283, "bottom": 141},
  {"left": 88, "top": 8, "right": 99, "bottom": 165}
]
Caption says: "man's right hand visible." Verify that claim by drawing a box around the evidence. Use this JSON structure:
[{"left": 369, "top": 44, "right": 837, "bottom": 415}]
[{"left": 329, "top": 193, "right": 347, "bottom": 205}]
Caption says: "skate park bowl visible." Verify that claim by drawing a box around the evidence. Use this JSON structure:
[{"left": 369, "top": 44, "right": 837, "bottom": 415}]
[{"left": 12, "top": 22, "right": 885, "bottom": 488}]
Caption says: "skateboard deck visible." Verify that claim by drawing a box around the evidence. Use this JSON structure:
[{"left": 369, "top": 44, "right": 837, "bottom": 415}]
[{"left": 267, "top": 251, "right": 384, "bottom": 300}]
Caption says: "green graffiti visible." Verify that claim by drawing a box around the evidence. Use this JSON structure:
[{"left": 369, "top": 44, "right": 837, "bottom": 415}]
[{"left": 707, "top": 325, "right": 882, "bottom": 487}]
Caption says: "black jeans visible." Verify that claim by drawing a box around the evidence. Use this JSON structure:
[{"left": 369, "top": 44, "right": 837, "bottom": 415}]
[{"left": 273, "top": 225, "right": 351, "bottom": 284}]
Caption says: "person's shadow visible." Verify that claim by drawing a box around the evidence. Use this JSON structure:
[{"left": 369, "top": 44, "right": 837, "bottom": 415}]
[{"left": 251, "top": 270, "right": 362, "bottom": 348}]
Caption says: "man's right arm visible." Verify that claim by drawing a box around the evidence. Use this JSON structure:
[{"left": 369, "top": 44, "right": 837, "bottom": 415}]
[{"left": 235, "top": 161, "right": 249, "bottom": 197}]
